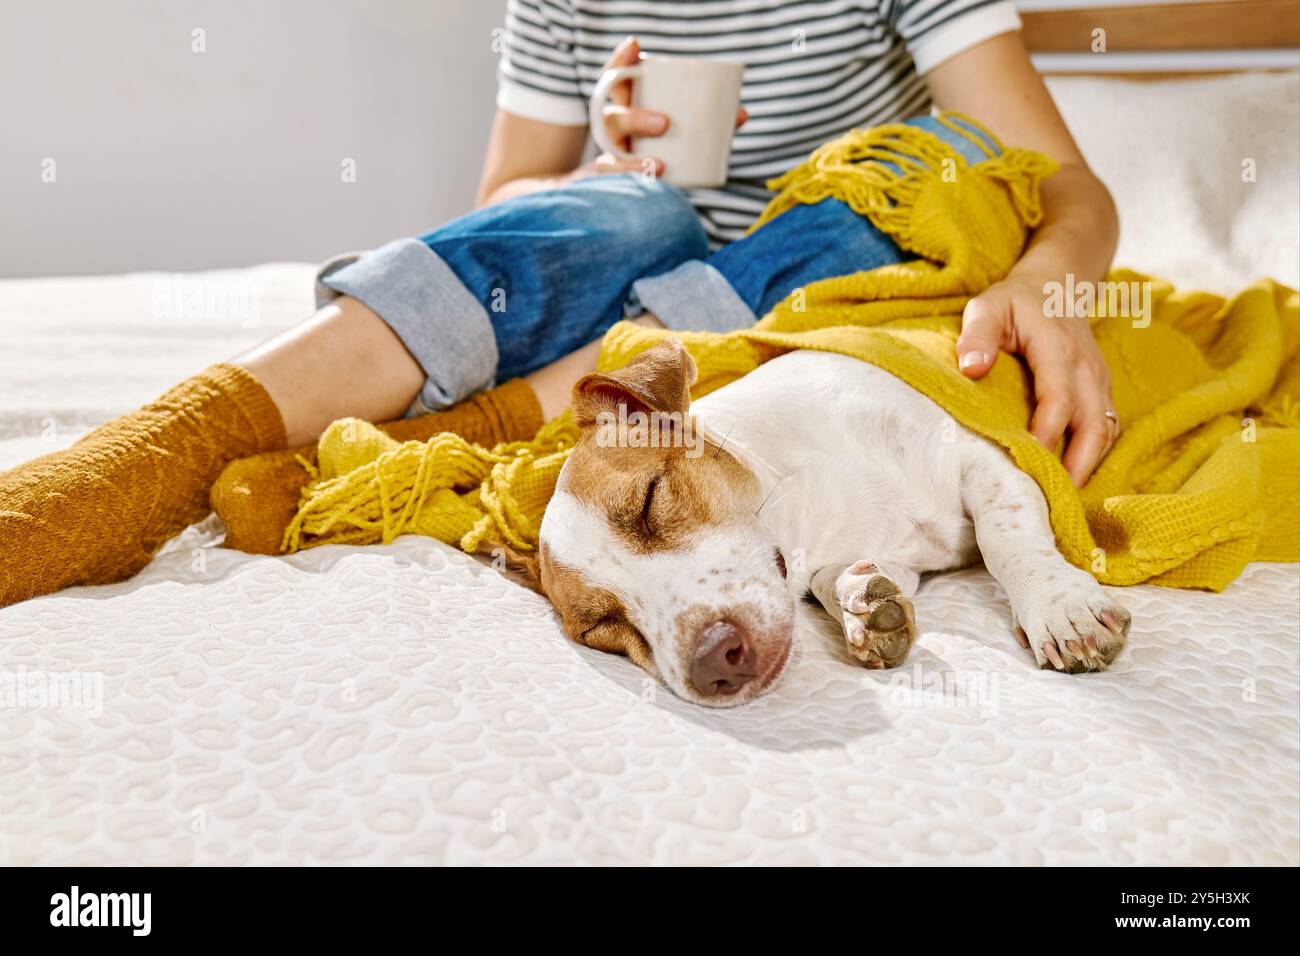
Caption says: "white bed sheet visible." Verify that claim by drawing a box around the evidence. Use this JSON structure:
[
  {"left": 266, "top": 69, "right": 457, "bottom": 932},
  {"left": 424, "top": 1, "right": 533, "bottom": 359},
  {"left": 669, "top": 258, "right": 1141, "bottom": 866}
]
[{"left": 1, "top": 74, "right": 1297, "bottom": 866}]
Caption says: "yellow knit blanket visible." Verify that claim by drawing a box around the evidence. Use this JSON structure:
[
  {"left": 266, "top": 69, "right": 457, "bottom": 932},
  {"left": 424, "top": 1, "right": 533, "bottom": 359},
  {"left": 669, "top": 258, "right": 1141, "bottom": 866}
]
[{"left": 284, "top": 114, "right": 1299, "bottom": 591}]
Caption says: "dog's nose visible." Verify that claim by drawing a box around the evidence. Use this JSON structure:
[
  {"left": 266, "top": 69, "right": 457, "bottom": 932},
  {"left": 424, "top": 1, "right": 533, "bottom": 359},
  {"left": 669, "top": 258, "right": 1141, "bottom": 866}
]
[{"left": 690, "top": 621, "right": 757, "bottom": 697}]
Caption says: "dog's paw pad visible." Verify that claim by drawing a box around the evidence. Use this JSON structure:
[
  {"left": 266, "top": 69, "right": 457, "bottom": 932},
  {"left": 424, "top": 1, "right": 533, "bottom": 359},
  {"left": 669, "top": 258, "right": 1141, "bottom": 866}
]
[{"left": 836, "top": 565, "right": 916, "bottom": 669}]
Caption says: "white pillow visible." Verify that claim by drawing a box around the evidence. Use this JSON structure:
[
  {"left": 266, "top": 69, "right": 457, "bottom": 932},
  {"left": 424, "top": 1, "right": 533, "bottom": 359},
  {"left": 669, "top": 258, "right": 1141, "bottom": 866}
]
[{"left": 1047, "top": 73, "right": 1300, "bottom": 293}]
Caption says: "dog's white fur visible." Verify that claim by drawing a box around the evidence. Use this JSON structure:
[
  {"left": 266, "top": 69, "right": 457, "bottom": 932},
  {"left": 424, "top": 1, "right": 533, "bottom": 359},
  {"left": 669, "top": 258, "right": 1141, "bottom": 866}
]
[{"left": 541, "top": 347, "right": 1131, "bottom": 707}]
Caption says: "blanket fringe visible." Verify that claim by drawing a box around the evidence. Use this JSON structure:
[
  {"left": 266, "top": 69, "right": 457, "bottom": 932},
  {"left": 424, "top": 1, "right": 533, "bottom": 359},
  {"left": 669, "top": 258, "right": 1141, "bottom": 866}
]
[
  {"left": 282, "top": 414, "right": 580, "bottom": 555},
  {"left": 750, "top": 112, "right": 1056, "bottom": 246}
]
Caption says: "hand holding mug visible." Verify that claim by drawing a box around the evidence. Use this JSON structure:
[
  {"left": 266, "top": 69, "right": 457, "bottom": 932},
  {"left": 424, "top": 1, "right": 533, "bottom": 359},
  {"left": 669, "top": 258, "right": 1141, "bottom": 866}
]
[{"left": 582, "top": 36, "right": 747, "bottom": 187}]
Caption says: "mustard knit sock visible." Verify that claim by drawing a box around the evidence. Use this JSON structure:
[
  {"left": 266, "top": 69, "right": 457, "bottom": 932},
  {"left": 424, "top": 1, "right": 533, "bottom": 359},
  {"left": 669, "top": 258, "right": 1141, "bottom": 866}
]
[
  {"left": 0, "top": 364, "right": 286, "bottom": 608},
  {"left": 210, "top": 378, "right": 544, "bottom": 555}
]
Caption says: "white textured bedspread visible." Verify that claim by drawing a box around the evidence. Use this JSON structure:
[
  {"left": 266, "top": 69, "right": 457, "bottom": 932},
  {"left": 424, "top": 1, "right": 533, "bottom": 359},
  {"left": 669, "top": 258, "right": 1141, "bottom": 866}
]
[{"left": 1, "top": 74, "right": 1297, "bottom": 866}]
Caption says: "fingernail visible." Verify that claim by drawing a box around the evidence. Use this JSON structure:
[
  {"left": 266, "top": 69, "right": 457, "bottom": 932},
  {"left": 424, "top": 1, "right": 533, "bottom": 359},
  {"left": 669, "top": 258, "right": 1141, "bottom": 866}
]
[
  {"left": 646, "top": 113, "right": 667, "bottom": 133},
  {"left": 958, "top": 351, "right": 987, "bottom": 371}
]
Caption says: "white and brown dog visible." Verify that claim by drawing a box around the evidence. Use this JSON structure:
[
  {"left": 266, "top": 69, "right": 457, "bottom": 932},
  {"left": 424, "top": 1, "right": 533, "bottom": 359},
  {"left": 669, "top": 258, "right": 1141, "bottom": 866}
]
[{"left": 537, "top": 340, "right": 1131, "bottom": 708}]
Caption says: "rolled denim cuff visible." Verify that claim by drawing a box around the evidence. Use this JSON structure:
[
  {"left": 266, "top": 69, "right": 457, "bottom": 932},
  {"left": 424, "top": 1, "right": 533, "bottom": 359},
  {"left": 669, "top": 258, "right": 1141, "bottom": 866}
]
[
  {"left": 315, "top": 238, "right": 498, "bottom": 413},
  {"left": 626, "top": 261, "right": 757, "bottom": 334}
]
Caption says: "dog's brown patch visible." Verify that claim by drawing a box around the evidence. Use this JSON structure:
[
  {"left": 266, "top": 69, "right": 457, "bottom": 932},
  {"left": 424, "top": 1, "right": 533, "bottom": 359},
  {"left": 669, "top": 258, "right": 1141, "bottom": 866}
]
[
  {"left": 572, "top": 339, "right": 695, "bottom": 427},
  {"left": 538, "top": 544, "right": 655, "bottom": 671},
  {"left": 562, "top": 339, "right": 759, "bottom": 555},
  {"left": 539, "top": 340, "right": 763, "bottom": 669},
  {"left": 560, "top": 431, "right": 756, "bottom": 555}
]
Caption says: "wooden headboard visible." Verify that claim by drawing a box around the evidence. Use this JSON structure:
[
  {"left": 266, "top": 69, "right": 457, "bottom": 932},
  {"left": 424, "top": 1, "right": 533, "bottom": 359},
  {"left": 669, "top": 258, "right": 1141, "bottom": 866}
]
[{"left": 1018, "top": 0, "right": 1300, "bottom": 74}]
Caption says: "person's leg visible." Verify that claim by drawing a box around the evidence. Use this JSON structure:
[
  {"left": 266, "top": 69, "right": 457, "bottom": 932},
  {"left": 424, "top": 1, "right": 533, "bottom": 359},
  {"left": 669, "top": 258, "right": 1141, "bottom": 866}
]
[
  {"left": 315, "top": 173, "right": 709, "bottom": 415},
  {"left": 437, "top": 175, "right": 706, "bottom": 387},
  {"left": 211, "top": 386, "right": 544, "bottom": 555},
  {"left": 211, "top": 174, "right": 704, "bottom": 552},
  {"left": 0, "top": 360, "right": 286, "bottom": 607},
  {"left": 496, "top": 116, "right": 997, "bottom": 415},
  {"left": 523, "top": 314, "right": 666, "bottom": 420},
  {"left": 237, "top": 175, "right": 705, "bottom": 447},
  {"left": 0, "top": 288, "right": 594, "bottom": 603},
  {"left": 0, "top": 175, "right": 708, "bottom": 603},
  {"left": 235, "top": 295, "right": 425, "bottom": 448},
  {"left": 0, "top": 292, "right": 544, "bottom": 604},
  {"left": 627, "top": 113, "right": 1003, "bottom": 333},
  {"left": 209, "top": 309, "right": 658, "bottom": 557}
]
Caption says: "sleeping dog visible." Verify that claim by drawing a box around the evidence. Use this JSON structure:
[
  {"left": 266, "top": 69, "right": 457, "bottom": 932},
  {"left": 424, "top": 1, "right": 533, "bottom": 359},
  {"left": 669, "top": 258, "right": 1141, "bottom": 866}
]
[{"left": 538, "top": 340, "right": 1132, "bottom": 707}]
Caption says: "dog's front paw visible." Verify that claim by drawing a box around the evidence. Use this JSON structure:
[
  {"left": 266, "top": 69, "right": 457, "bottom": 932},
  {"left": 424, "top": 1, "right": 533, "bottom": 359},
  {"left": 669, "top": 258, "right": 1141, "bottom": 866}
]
[
  {"left": 1015, "top": 571, "right": 1131, "bottom": 673},
  {"left": 835, "top": 560, "right": 917, "bottom": 669}
]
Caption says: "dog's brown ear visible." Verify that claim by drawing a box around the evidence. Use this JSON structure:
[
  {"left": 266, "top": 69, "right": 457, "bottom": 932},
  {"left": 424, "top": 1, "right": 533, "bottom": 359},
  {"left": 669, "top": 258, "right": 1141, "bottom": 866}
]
[
  {"left": 479, "top": 542, "right": 544, "bottom": 595},
  {"left": 572, "top": 338, "right": 697, "bottom": 427},
  {"left": 578, "top": 617, "right": 657, "bottom": 675}
]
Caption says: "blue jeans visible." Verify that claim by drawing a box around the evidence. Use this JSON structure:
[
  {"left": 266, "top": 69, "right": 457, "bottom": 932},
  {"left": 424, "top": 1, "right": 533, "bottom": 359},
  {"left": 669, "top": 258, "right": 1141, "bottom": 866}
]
[
  {"left": 629, "top": 113, "right": 1001, "bottom": 326},
  {"left": 315, "top": 114, "right": 999, "bottom": 413}
]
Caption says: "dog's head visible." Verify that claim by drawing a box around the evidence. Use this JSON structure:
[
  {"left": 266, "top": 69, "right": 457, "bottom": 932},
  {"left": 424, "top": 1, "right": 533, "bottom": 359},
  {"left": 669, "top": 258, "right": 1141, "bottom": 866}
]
[{"left": 538, "top": 340, "right": 795, "bottom": 707}]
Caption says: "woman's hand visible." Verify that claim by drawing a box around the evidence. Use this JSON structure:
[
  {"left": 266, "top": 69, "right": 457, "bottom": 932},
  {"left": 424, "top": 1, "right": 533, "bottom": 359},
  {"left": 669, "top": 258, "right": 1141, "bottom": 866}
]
[
  {"left": 477, "top": 35, "right": 747, "bottom": 204},
  {"left": 925, "top": 32, "right": 1122, "bottom": 488},
  {"left": 957, "top": 272, "right": 1119, "bottom": 488},
  {"left": 573, "top": 36, "right": 747, "bottom": 183}
]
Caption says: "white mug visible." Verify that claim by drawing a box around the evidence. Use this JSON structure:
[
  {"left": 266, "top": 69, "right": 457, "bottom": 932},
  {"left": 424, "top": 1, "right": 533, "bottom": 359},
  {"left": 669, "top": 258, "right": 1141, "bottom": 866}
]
[{"left": 589, "top": 55, "right": 744, "bottom": 189}]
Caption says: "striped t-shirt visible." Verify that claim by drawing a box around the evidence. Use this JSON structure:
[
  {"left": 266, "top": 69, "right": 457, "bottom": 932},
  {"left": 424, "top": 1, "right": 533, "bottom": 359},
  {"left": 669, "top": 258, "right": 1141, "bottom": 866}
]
[{"left": 497, "top": 0, "right": 1022, "bottom": 245}]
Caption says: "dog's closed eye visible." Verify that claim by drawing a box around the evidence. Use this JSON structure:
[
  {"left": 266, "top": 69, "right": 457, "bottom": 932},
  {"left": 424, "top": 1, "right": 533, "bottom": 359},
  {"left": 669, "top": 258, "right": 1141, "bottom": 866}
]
[{"left": 640, "top": 476, "right": 660, "bottom": 537}]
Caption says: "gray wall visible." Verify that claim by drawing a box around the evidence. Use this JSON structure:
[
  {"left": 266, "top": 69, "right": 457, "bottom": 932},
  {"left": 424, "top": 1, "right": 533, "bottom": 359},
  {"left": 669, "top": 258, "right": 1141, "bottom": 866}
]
[{"left": 0, "top": 0, "right": 507, "bottom": 278}]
